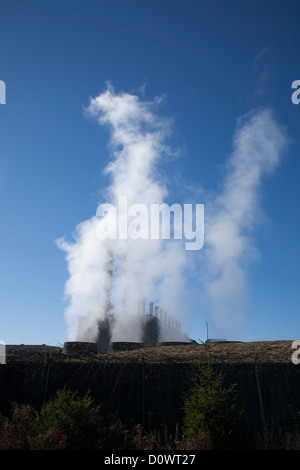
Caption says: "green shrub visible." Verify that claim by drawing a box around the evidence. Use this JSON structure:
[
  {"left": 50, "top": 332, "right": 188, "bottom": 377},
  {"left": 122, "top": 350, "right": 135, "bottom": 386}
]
[
  {"left": 34, "top": 387, "right": 104, "bottom": 449},
  {"left": 183, "top": 364, "right": 240, "bottom": 449}
]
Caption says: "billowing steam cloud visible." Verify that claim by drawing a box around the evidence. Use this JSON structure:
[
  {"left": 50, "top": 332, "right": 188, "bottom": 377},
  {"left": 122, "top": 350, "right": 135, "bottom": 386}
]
[
  {"left": 203, "top": 108, "right": 288, "bottom": 339},
  {"left": 56, "top": 84, "right": 189, "bottom": 342},
  {"left": 56, "top": 83, "right": 288, "bottom": 344}
]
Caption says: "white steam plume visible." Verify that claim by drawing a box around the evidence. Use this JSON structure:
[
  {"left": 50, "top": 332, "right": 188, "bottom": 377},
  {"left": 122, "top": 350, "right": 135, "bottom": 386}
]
[
  {"left": 56, "top": 83, "right": 288, "bottom": 345},
  {"left": 203, "top": 108, "right": 288, "bottom": 339},
  {"left": 56, "top": 84, "right": 188, "bottom": 343}
]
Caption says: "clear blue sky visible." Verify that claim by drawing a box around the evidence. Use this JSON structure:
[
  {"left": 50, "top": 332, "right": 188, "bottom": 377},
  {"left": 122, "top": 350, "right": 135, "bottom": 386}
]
[{"left": 0, "top": 0, "right": 299, "bottom": 346}]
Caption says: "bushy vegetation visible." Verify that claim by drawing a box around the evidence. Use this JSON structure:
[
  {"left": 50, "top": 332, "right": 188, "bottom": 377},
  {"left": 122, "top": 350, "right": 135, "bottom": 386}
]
[
  {"left": 182, "top": 364, "right": 241, "bottom": 449},
  {"left": 34, "top": 387, "right": 104, "bottom": 449},
  {"left": 0, "top": 404, "right": 212, "bottom": 450},
  {"left": 0, "top": 360, "right": 241, "bottom": 450},
  {"left": 0, "top": 402, "right": 36, "bottom": 450},
  {"left": 0, "top": 384, "right": 214, "bottom": 450},
  {"left": 0, "top": 368, "right": 298, "bottom": 450},
  {"left": 0, "top": 388, "right": 104, "bottom": 450}
]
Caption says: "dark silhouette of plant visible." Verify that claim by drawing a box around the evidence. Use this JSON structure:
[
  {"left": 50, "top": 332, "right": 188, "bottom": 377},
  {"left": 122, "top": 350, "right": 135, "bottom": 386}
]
[
  {"left": 34, "top": 387, "right": 104, "bottom": 449},
  {"left": 183, "top": 364, "right": 240, "bottom": 449},
  {"left": 0, "top": 403, "right": 36, "bottom": 450}
]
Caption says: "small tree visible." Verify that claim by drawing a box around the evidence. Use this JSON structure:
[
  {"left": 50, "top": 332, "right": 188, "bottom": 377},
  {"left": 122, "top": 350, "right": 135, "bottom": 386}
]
[
  {"left": 183, "top": 364, "right": 240, "bottom": 449},
  {"left": 34, "top": 387, "right": 104, "bottom": 449}
]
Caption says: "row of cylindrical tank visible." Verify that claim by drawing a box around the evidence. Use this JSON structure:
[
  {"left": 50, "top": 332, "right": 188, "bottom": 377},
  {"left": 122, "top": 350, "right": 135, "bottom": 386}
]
[{"left": 63, "top": 340, "right": 191, "bottom": 356}]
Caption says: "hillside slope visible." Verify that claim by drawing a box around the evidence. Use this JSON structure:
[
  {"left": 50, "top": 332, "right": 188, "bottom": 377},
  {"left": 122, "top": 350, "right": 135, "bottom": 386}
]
[
  {"left": 98, "top": 340, "right": 295, "bottom": 364},
  {"left": 6, "top": 340, "right": 297, "bottom": 364}
]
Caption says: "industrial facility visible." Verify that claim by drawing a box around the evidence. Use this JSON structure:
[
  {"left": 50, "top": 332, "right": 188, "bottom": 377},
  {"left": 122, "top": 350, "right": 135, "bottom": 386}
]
[
  {"left": 75, "top": 298, "right": 193, "bottom": 356},
  {"left": 70, "top": 247, "right": 194, "bottom": 355}
]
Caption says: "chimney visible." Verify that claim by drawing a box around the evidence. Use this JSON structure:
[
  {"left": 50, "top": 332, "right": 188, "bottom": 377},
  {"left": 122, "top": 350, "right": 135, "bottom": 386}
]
[{"left": 149, "top": 301, "right": 153, "bottom": 316}]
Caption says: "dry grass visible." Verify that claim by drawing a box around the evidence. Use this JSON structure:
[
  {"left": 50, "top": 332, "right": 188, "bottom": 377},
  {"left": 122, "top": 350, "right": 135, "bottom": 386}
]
[
  {"left": 91, "top": 340, "right": 294, "bottom": 364},
  {"left": 7, "top": 340, "right": 295, "bottom": 364}
]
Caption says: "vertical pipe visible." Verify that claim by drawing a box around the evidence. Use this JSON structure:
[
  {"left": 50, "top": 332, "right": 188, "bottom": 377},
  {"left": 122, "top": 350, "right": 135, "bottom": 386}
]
[{"left": 149, "top": 302, "right": 153, "bottom": 316}]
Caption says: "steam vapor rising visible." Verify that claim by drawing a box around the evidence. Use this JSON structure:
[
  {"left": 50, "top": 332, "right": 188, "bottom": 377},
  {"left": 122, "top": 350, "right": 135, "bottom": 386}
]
[
  {"left": 56, "top": 84, "right": 188, "bottom": 342},
  {"left": 56, "top": 83, "right": 288, "bottom": 343},
  {"left": 203, "top": 108, "right": 288, "bottom": 339}
]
